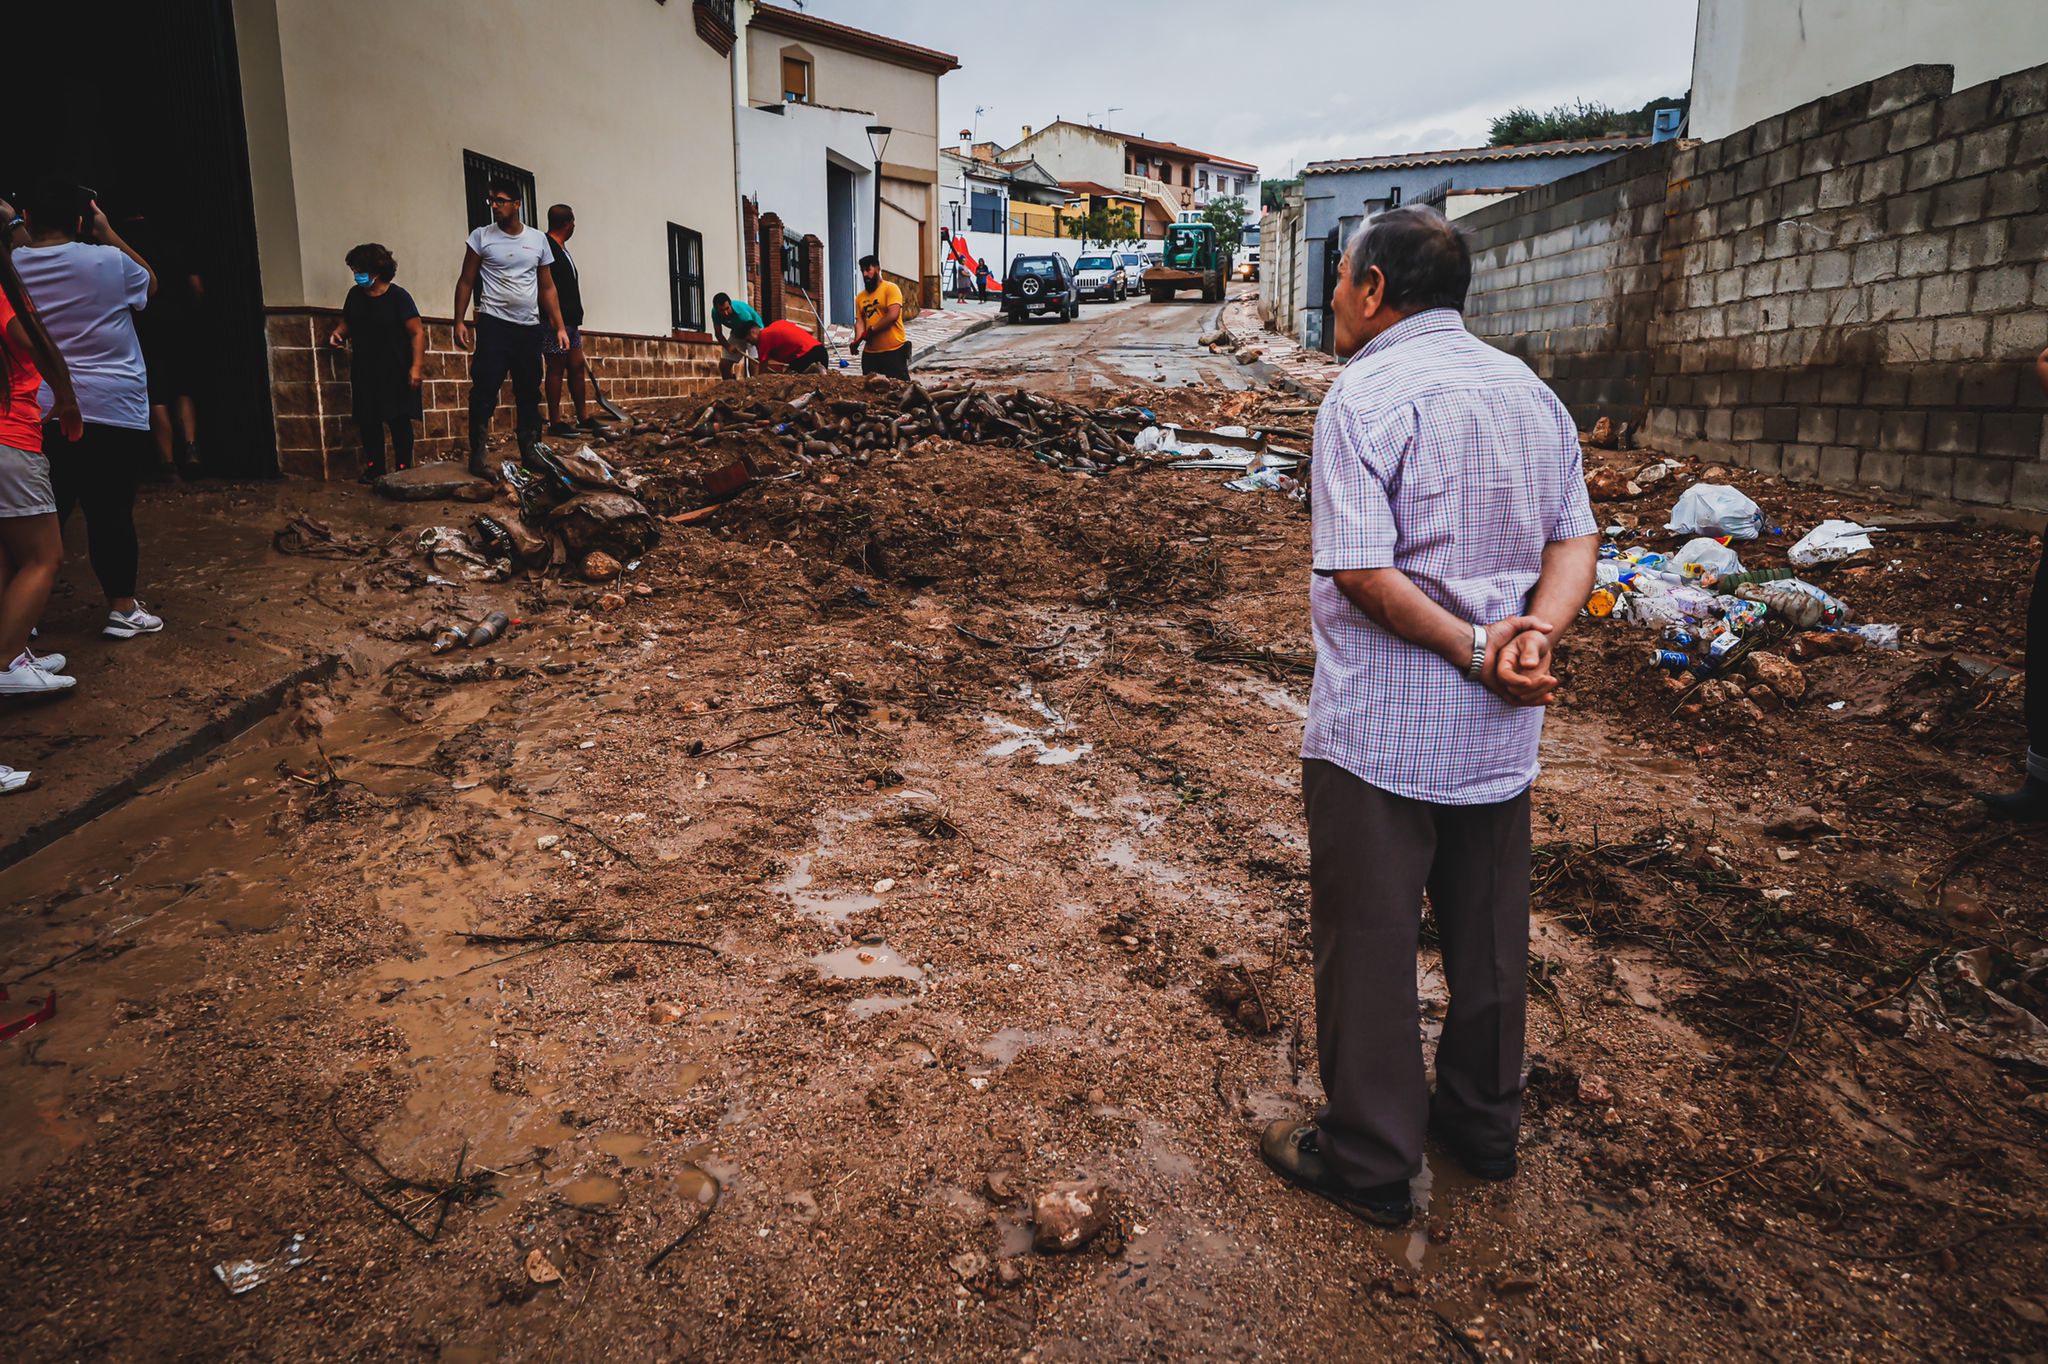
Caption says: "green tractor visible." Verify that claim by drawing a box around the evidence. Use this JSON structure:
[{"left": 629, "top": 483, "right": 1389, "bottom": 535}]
[{"left": 1145, "top": 222, "right": 1230, "bottom": 303}]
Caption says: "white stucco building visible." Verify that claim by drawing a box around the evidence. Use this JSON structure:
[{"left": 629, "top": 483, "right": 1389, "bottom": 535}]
[
  {"left": 737, "top": 3, "right": 957, "bottom": 325},
  {"left": 1690, "top": 0, "right": 2048, "bottom": 139}
]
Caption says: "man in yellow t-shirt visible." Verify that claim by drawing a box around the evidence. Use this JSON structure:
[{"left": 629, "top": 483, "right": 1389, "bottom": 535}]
[{"left": 851, "top": 255, "right": 910, "bottom": 379}]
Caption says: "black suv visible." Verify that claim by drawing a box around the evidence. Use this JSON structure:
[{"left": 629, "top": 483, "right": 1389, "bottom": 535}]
[{"left": 1003, "top": 255, "right": 1077, "bottom": 323}]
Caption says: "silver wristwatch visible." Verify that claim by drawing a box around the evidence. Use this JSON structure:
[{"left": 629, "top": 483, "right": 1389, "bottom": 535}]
[{"left": 1466, "top": 622, "right": 1487, "bottom": 681}]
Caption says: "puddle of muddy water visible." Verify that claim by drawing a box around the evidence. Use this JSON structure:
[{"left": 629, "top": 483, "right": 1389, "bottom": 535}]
[
  {"left": 769, "top": 810, "right": 883, "bottom": 924},
  {"left": 0, "top": 672, "right": 629, "bottom": 1192},
  {"left": 561, "top": 1174, "right": 622, "bottom": 1207},
  {"left": 983, "top": 682, "right": 1092, "bottom": 765},
  {"left": 596, "top": 1133, "right": 654, "bottom": 1168},
  {"left": 811, "top": 943, "right": 922, "bottom": 982}
]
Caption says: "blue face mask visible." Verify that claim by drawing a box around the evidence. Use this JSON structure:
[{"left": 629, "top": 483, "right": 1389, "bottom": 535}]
[{"left": 352, "top": 271, "right": 373, "bottom": 287}]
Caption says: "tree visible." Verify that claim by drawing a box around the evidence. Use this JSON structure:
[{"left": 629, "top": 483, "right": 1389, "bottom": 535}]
[
  {"left": 1201, "top": 195, "right": 1247, "bottom": 259},
  {"left": 1260, "top": 177, "right": 1300, "bottom": 212},
  {"left": 1062, "top": 203, "right": 1140, "bottom": 250},
  {"left": 1488, "top": 95, "right": 1687, "bottom": 146}
]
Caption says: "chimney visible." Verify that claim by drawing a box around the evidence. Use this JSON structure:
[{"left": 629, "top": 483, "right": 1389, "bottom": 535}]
[{"left": 1020, "top": 124, "right": 1032, "bottom": 141}]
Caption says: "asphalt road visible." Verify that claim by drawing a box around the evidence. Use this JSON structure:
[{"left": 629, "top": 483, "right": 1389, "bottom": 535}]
[{"left": 916, "top": 292, "right": 1262, "bottom": 394}]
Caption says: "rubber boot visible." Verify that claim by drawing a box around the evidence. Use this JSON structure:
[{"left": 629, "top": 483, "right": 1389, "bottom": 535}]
[
  {"left": 1977, "top": 775, "right": 2048, "bottom": 823},
  {"left": 516, "top": 420, "right": 545, "bottom": 466},
  {"left": 467, "top": 413, "right": 492, "bottom": 479}
]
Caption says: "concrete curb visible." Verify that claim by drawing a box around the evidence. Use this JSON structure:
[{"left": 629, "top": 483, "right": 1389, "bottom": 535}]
[
  {"left": 910, "top": 314, "right": 999, "bottom": 369},
  {"left": 0, "top": 652, "right": 343, "bottom": 874}
]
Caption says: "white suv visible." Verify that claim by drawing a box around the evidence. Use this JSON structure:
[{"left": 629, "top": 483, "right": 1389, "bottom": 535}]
[{"left": 1072, "top": 254, "right": 1127, "bottom": 302}]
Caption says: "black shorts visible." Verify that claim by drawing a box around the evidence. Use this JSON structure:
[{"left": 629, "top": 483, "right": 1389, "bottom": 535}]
[
  {"left": 860, "top": 343, "right": 911, "bottom": 380},
  {"left": 788, "top": 345, "right": 829, "bottom": 374}
]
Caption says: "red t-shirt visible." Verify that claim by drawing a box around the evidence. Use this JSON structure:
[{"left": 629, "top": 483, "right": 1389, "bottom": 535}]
[
  {"left": 754, "top": 319, "right": 819, "bottom": 368},
  {"left": 0, "top": 289, "right": 44, "bottom": 453}
]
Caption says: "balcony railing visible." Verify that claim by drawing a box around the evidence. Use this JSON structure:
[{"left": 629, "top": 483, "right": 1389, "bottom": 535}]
[
  {"left": 1123, "top": 173, "right": 1170, "bottom": 201},
  {"left": 692, "top": 0, "right": 736, "bottom": 54}
]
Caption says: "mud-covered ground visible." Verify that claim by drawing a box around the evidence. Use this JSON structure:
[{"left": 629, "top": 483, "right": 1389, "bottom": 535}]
[{"left": 2, "top": 355, "right": 2046, "bottom": 1361}]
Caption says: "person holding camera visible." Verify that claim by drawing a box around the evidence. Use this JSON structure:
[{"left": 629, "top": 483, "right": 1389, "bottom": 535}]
[{"left": 12, "top": 181, "right": 163, "bottom": 641}]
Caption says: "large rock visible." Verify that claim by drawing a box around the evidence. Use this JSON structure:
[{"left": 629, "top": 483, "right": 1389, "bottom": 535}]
[
  {"left": 547, "top": 491, "right": 657, "bottom": 558},
  {"left": 374, "top": 460, "right": 496, "bottom": 502},
  {"left": 1030, "top": 1179, "right": 1111, "bottom": 1253},
  {"left": 1744, "top": 651, "right": 1806, "bottom": 703}
]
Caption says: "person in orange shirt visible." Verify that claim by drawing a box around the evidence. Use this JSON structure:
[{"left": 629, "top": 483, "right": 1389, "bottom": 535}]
[
  {"left": 0, "top": 217, "right": 85, "bottom": 717},
  {"left": 850, "top": 255, "right": 909, "bottom": 380}
]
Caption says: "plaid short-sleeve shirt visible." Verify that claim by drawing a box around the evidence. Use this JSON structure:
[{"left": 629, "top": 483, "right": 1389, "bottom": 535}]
[{"left": 1302, "top": 308, "right": 1598, "bottom": 805}]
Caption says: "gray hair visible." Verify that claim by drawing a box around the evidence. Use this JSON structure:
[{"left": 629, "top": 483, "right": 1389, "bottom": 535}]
[{"left": 1344, "top": 206, "right": 1471, "bottom": 313}]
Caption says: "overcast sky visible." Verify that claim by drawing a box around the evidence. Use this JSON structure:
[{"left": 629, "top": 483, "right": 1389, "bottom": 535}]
[{"left": 791, "top": 0, "right": 1700, "bottom": 180}]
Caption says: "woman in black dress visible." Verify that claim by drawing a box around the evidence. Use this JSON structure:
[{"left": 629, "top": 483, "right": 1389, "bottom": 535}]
[{"left": 328, "top": 243, "right": 424, "bottom": 479}]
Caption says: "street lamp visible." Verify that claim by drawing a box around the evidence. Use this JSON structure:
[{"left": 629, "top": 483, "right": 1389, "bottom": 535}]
[{"left": 865, "top": 124, "right": 892, "bottom": 268}]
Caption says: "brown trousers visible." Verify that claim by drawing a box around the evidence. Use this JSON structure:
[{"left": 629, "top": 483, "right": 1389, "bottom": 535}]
[{"left": 1302, "top": 758, "right": 1532, "bottom": 1188}]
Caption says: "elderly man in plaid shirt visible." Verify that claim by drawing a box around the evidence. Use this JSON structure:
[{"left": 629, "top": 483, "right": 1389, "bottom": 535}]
[{"left": 1261, "top": 207, "right": 1599, "bottom": 1227}]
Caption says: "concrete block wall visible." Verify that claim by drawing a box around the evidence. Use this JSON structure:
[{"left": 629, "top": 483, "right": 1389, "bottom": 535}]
[
  {"left": 1648, "top": 62, "right": 2048, "bottom": 510},
  {"left": 1461, "top": 61, "right": 2048, "bottom": 514},
  {"left": 1463, "top": 143, "right": 1676, "bottom": 427}
]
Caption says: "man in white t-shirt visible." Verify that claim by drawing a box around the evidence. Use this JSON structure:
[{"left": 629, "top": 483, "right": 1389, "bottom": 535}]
[
  {"left": 14, "top": 182, "right": 167, "bottom": 640},
  {"left": 452, "top": 179, "right": 568, "bottom": 476}
]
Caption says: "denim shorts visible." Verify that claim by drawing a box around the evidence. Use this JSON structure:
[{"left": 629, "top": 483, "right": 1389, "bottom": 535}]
[
  {"left": 0, "top": 442, "right": 57, "bottom": 517},
  {"left": 542, "top": 326, "right": 583, "bottom": 355}
]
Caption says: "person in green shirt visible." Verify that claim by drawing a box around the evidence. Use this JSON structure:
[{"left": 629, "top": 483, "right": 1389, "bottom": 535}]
[{"left": 712, "top": 292, "right": 764, "bottom": 379}]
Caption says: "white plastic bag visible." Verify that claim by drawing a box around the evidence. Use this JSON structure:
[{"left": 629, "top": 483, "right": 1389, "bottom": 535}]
[
  {"left": 1673, "top": 537, "right": 1744, "bottom": 580},
  {"left": 1788, "top": 519, "right": 1876, "bottom": 567},
  {"left": 1666, "top": 483, "right": 1764, "bottom": 540}
]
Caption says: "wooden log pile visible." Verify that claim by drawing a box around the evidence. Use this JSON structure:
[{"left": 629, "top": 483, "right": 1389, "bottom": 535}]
[{"left": 675, "top": 382, "right": 1145, "bottom": 473}]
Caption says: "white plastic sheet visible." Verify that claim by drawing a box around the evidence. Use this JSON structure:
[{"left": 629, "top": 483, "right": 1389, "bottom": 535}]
[{"left": 1788, "top": 519, "right": 1877, "bottom": 567}]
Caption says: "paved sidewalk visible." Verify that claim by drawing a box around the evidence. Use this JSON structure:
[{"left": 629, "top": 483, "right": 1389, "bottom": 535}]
[
  {"left": 823, "top": 300, "right": 1000, "bottom": 364},
  {"left": 1221, "top": 291, "right": 1346, "bottom": 396}
]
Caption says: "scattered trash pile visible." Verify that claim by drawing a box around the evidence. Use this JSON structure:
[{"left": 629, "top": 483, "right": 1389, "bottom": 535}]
[
  {"left": 1135, "top": 422, "right": 1305, "bottom": 498},
  {"left": 376, "top": 443, "right": 661, "bottom": 587},
  {"left": 1585, "top": 479, "right": 1900, "bottom": 709},
  {"left": 1894, "top": 945, "right": 2048, "bottom": 1070},
  {"left": 1198, "top": 327, "right": 1263, "bottom": 366}
]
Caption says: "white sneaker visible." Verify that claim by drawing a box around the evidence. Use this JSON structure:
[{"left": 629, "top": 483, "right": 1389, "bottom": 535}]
[
  {"left": 0, "top": 659, "right": 76, "bottom": 694},
  {"left": 0, "top": 765, "right": 30, "bottom": 793},
  {"left": 12, "top": 649, "right": 66, "bottom": 673},
  {"left": 104, "top": 602, "right": 164, "bottom": 639}
]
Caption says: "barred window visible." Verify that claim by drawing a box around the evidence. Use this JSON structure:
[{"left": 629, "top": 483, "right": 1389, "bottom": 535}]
[
  {"left": 463, "top": 150, "right": 536, "bottom": 232},
  {"left": 668, "top": 223, "right": 704, "bottom": 331}
]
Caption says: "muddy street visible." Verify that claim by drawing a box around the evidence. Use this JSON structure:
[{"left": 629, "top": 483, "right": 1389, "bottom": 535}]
[
  {"left": 2, "top": 297, "right": 2046, "bottom": 1362},
  {"left": 917, "top": 295, "right": 1260, "bottom": 396}
]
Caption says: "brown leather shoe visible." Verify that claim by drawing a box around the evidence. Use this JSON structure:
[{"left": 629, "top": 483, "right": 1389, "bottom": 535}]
[{"left": 1259, "top": 1119, "right": 1413, "bottom": 1226}]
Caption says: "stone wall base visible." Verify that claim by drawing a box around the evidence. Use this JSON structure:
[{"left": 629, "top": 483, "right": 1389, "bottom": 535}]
[{"left": 266, "top": 310, "right": 722, "bottom": 479}]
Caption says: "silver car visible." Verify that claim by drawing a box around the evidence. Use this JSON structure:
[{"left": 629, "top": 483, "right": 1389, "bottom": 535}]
[
  {"left": 1072, "top": 253, "right": 1127, "bottom": 302},
  {"left": 1116, "top": 250, "right": 1146, "bottom": 290}
]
